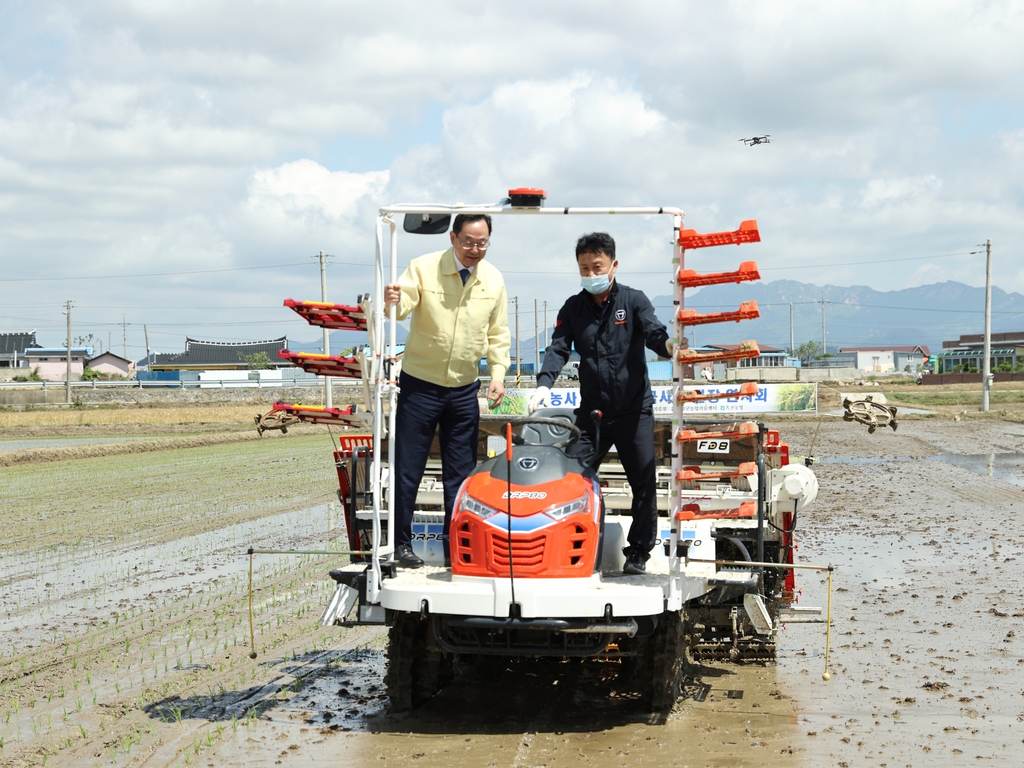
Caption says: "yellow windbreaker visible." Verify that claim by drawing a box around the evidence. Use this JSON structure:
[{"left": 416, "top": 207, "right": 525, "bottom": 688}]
[{"left": 394, "top": 248, "right": 511, "bottom": 387}]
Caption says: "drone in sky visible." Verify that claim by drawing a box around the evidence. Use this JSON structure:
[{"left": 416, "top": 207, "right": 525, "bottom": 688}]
[{"left": 739, "top": 135, "right": 771, "bottom": 146}]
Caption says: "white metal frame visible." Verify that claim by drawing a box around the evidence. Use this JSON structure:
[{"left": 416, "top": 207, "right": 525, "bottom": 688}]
[{"left": 366, "top": 201, "right": 685, "bottom": 606}]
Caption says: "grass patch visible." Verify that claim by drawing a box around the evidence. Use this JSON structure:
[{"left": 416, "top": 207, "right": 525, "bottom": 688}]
[
  {"left": 0, "top": 434, "right": 338, "bottom": 554},
  {"left": 0, "top": 405, "right": 264, "bottom": 429},
  {"left": 887, "top": 390, "right": 1024, "bottom": 407}
]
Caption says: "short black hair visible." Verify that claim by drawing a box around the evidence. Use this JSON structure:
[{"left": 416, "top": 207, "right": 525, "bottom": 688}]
[
  {"left": 452, "top": 213, "right": 492, "bottom": 236},
  {"left": 575, "top": 232, "right": 616, "bottom": 260}
]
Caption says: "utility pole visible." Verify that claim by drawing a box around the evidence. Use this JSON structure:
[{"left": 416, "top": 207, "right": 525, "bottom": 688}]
[
  {"left": 533, "top": 298, "right": 540, "bottom": 377},
  {"left": 122, "top": 315, "right": 128, "bottom": 358},
  {"left": 543, "top": 300, "right": 548, "bottom": 349},
  {"left": 982, "top": 238, "right": 992, "bottom": 412},
  {"left": 144, "top": 324, "right": 151, "bottom": 371},
  {"left": 514, "top": 296, "right": 520, "bottom": 387},
  {"left": 64, "top": 300, "right": 73, "bottom": 404},
  {"left": 789, "top": 303, "right": 795, "bottom": 354},
  {"left": 820, "top": 294, "right": 826, "bottom": 356},
  {"left": 318, "top": 250, "right": 332, "bottom": 408}
]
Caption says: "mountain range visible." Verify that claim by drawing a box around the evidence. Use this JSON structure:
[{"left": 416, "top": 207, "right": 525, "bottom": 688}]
[
  {"left": 659, "top": 280, "right": 1024, "bottom": 354},
  {"left": 288, "top": 280, "right": 1024, "bottom": 359}
]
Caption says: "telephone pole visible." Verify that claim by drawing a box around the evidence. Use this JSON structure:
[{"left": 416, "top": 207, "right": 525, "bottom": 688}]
[
  {"left": 144, "top": 325, "right": 151, "bottom": 371},
  {"left": 533, "top": 299, "right": 540, "bottom": 377},
  {"left": 513, "top": 296, "right": 520, "bottom": 387},
  {"left": 122, "top": 315, "right": 128, "bottom": 358},
  {"left": 64, "top": 301, "right": 73, "bottom": 404},
  {"left": 820, "top": 294, "right": 827, "bottom": 356},
  {"left": 543, "top": 300, "right": 548, "bottom": 349},
  {"left": 982, "top": 239, "right": 992, "bottom": 412},
  {"left": 789, "top": 303, "right": 795, "bottom": 354},
  {"left": 317, "top": 250, "right": 332, "bottom": 408}
]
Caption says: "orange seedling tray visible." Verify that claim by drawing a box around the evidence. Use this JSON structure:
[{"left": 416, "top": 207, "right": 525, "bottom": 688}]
[
  {"left": 678, "top": 220, "right": 760, "bottom": 249},
  {"left": 677, "top": 261, "right": 760, "bottom": 288}
]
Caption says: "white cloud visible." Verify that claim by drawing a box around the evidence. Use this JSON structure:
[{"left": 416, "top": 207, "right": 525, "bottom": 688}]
[
  {"left": 2, "top": 0, "right": 1024, "bottom": 353},
  {"left": 248, "top": 160, "right": 388, "bottom": 222}
]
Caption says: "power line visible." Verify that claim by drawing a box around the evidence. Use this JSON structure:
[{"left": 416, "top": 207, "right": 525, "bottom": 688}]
[
  {"left": 500, "top": 249, "right": 981, "bottom": 275},
  {"left": 651, "top": 300, "right": 1024, "bottom": 315},
  {"left": 3, "top": 259, "right": 373, "bottom": 282},
  {"left": 759, "top": 250, "right": 979, "bottom": 271}
]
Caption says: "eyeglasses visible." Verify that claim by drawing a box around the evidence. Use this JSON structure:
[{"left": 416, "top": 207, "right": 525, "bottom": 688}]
[{"left": 456, "top": 240, "right": 489, "bottom": 251}]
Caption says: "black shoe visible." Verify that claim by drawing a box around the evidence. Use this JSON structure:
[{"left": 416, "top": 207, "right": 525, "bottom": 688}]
[
  {"left": 622, "top": 547, "right": 647, "bottom": 575},
  {"left": 394, "top": 544, "right": 424, "bottom": 568}
]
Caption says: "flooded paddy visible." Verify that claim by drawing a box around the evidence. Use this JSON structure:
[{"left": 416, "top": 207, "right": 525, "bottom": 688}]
[
  {"left": 0, "top": 437, "right": 154, "bottom": 454},
  {"left": 1, "top": 417, "right": 1022, "bottom": 766}
]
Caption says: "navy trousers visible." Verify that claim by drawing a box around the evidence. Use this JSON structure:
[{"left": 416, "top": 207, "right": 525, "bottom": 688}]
[
  {"left": 568, "top": 406, "right": 658, "bottom": 554},
  {"left": 393, "top": 371, "right": 481, "bottom": 548}
]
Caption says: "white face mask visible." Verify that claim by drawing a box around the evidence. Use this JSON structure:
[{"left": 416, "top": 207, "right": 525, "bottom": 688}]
[{"left": 580, "top": 273, "right": 611, "bottom": 294}]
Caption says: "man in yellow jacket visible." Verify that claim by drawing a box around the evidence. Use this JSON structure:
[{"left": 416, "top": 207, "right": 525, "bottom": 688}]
[{"left": 384, "top": 214, "right": 511, "bottom": 567}]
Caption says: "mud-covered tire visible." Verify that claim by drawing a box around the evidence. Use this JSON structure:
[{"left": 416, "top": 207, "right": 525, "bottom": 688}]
[
  {"left": 384, "top": 614, "right": 453, "bottom": 712},
  {"left": 637, "top": 610, "right": 686, "bottom": 712}
]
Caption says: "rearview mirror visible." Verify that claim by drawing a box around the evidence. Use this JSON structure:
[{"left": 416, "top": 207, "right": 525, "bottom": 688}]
[{"left": 403, "top": 213, "right": 451, "bottom": 235}]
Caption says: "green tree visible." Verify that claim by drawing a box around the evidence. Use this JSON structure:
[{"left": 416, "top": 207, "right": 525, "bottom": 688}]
[
  {"left": 62, "top": 333, "right": 97, "bottom": 349},
  {"left": 241, "top": 351, "right": 272, "bottom": 370},
  {"left": 791, "top": 341, "right": 822, "bottom": 365}
]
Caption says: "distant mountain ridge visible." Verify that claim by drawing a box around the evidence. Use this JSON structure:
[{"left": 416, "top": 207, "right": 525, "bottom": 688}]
[
  {"left": 650, "top": 280, "right": 1024, "bottom": 353},
  {"left": 287, "top": 281, "right": 1024, "bottom": 360}
]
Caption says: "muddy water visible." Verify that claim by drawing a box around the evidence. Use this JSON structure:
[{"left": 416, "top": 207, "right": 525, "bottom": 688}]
[
  {"left": 4, "top": 418, "right": 1021, "bottom": 767},
  {"left": 199, "top": 419, "right": 1024, "bottom": 768},
  {"left": 0, "top": 436, "right": 152, "bottom": 452},
  {"left": 0, "top": 503, "right": 339, "bottom": 651}
]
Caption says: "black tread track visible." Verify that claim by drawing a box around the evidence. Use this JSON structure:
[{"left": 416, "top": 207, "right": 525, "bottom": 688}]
[
  {"left": 647, "top": 610, "right": 686, "bottom": 712},
  {"left": 385, "top": 614, "right": 453, "bottom": 712}
]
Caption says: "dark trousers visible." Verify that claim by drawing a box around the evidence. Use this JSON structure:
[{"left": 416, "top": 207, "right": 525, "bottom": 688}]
[
  {"left": 569, "top": 406, "right": 658, "bottom": 555},
  {"left": 393, "top": 371, "right": 481, "bottom": 548}
]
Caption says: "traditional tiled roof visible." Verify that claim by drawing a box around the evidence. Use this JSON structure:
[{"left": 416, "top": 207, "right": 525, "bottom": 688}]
[
  {"left": 0, "top": 332, "right": 41, "bottom": 356},
  {"left": 151, "top": 337, "right": 289, "bottom": 369}
]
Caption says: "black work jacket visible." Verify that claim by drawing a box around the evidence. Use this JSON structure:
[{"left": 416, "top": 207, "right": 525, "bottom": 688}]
[{"left": 537, "top": 282, "right": 670, "bottom": 416}]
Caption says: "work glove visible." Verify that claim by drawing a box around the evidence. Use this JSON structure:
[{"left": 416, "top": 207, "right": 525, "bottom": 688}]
[
  {"left": 528, "top": 386, "right": 550, "bottom": 414},
  {"left": 666, "top": 339, "right": 675, "bottom": 356}
]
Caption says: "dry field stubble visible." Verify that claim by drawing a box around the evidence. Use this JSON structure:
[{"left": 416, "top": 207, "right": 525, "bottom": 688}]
[{"left": 0, "top": 405, "right": 280, "bottom": 437}]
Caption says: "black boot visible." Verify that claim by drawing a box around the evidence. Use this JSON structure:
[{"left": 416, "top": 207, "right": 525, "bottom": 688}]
[
  {"left": 394, "top": 543, "right": 424, "bottom": 568},
  {"left": 622, "top": 546, "right": 647, "bottom": 575}
]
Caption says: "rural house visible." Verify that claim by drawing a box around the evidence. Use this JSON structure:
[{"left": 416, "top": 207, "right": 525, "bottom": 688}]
[
  {"left": 0, "top": 331, "right": 42, "bottom": 368},
  {"left": 149, "top": 337, "right": 291, "bottom": 371}
]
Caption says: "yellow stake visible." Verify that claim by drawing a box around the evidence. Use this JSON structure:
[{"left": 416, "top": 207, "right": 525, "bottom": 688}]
[
  {"left": 247, "top": 550, "right": 257, "bottom": 659},
  {"left": 823, "top": 565, "right": 833, "bottom": 681}
]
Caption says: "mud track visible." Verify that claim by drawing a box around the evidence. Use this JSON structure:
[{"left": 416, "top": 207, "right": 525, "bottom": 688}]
[{"left": 1, "top": 417, "right": 1022, "bottom": 766}]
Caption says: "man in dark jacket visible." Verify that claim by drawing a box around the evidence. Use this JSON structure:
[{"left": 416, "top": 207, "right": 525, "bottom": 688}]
[{"left": 531, "top": 232, "right": 674, "bottom": 575}]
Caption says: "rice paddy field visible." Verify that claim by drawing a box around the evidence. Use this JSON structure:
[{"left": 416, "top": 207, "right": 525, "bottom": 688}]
[
  {"left": 0, "top": 422, "right": 384, "bottom": 767},
  {"left": 2, "top": 396, "right": 1023, "bottom": 767}
]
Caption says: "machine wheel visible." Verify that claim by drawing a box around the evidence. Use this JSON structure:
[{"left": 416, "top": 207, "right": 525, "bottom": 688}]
[
  {"left": 631, "top": 610, "right": 686, "bottom": 712},
  {"left": 384, "top": 614, "right": 453, "bottom": 712}
]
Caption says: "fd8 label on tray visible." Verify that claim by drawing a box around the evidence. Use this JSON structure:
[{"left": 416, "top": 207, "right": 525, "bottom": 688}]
[{"left": 696, "top": 438, "right": 730, "bottom": 453}]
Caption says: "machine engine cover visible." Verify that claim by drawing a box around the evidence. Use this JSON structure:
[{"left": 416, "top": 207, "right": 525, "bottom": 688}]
[{"left": 451, "top": 446, "right": 602, "bottom": 579}]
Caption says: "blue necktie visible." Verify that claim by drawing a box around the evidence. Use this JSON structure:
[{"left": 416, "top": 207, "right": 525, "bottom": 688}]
[{"left": 459, "top": 268, "right": 470, "bottom": 285}]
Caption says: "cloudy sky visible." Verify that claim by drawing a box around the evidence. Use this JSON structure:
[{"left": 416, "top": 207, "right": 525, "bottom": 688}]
[{"left": 2, "top": 1, "right": 1023, "bottom": 358}]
